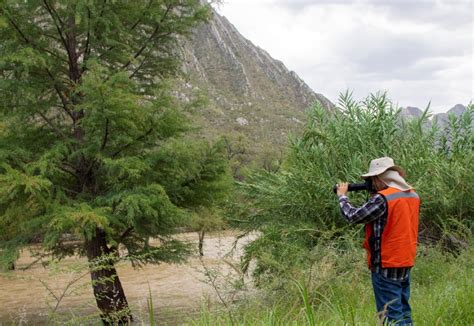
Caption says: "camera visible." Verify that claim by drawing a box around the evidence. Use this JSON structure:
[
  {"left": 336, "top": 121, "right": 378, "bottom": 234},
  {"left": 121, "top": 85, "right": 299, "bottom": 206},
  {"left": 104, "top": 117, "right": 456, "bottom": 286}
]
[{"left": 332, "top": 179, "right": 374, "bottom": 194}]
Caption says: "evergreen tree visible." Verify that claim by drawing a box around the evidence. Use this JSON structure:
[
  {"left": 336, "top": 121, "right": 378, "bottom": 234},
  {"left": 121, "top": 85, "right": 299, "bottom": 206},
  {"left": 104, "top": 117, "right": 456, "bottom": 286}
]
[{"left": 0, "top": 0, "right": 231, "bottom": 322}]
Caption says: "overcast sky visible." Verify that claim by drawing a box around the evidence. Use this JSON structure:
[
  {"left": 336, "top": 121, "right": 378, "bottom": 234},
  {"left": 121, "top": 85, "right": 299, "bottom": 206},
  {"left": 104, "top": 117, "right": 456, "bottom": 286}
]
[{"left": 213, "top": 0, "right": 473, "bottom": 113}]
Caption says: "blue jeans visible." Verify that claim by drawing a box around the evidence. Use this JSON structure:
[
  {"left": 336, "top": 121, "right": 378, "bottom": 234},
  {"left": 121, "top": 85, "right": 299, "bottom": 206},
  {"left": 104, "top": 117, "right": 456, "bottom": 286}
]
[{"left": 371, "top": 271, "right": 413, "bottom": 325}]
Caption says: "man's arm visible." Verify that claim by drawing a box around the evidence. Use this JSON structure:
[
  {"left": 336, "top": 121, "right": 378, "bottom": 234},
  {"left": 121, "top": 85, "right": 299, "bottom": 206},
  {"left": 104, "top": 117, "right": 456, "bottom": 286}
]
[
  {"left": 336, "top": 182, "right": 386, "bottom": 224},
  {"left": 338, "top": 194, "right": 386, "bottom": 224}
]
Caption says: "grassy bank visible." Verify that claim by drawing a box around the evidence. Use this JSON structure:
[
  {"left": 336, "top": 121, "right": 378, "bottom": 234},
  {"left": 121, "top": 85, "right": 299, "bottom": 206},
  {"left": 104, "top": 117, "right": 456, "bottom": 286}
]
[{"left": 189, "top": 243, "right": 474, "bottom": 325}]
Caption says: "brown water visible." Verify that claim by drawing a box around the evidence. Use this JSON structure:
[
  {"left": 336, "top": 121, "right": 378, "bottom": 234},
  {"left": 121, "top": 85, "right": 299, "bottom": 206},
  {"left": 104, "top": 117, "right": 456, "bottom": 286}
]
[{"left": 0, "top": 231, "right": 255, "bottom": 325}]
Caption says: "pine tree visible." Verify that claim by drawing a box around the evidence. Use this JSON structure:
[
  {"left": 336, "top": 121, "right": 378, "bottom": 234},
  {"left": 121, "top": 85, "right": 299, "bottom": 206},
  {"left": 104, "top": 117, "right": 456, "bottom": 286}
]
[{"left": 0, "top": 1, "right": 231, "bottom": 322}]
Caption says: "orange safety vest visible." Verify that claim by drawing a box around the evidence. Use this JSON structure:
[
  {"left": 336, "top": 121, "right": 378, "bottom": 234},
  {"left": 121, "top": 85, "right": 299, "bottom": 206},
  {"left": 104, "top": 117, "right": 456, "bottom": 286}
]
[{"left": 363, "top": 187, "right": 420, "bottom": 269}]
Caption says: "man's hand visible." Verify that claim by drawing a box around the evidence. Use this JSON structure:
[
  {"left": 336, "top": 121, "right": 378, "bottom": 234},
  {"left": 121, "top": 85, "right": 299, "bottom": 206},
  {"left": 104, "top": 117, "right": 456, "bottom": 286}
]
[{"left": 336, "top": 182, "right": 349, "bottom": 197}]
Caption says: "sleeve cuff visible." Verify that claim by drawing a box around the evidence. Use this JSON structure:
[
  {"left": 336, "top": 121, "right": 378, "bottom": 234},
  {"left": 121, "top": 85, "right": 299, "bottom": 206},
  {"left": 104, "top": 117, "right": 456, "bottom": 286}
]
[{"left": 338, "top": 195, "right": 348, "bottom": 201}]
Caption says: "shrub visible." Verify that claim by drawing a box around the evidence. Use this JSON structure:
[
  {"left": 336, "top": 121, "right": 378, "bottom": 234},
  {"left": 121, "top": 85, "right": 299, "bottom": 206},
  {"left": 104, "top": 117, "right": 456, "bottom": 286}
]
[{"left": 238, "top": 92, "right": 473, "bottom": 284}]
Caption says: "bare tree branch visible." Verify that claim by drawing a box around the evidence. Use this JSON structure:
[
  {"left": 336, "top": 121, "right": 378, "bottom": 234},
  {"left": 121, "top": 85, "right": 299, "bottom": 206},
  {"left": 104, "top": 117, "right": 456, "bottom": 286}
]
[
  {"left": 64, "top": 7, "right": 81, "bottom": 82},
  {"left": 81, "top": 6, "right": 92, "bottom": 69},
  {"left": 58, "top": 165, "right": 78, "bottom": 179},
  {"left": 44, "top": 69, "right": 74, "bottom": 121},
  {"left": 37, "top": 111, "right": 68, "bottom": 139},
  {"left": 119, "top": 227, "right": 134, "bottom": 244},
  {"left": 19, "top": 253, "right": 49, "bottom": 271},
  {"left": 42, "top": 0, "right": 70, "bottom": 59},
  {"left": 128, "top": 31, "right": 174, "bottom": 79},
  {"left": 101, "top": 118, "right": 110, "bottom": 150},
  {"left": 121, "top": 4, "right": 173, "bottom": 71}
]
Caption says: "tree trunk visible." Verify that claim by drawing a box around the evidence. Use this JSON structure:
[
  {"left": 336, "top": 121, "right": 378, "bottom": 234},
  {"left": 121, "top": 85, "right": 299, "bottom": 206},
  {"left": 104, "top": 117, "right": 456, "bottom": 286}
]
[
  {"left": 198, "top": 229, "right": 205, "bottom": 256},
  {"left": 85, "top": 228, "right": 131, "bottom": 324}
]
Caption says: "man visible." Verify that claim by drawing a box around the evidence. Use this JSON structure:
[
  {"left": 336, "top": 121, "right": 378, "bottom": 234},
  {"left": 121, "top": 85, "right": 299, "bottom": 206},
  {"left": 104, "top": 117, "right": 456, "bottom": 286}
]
[{"left": 336, "top": 157, "right": 420, "bottom": 325}]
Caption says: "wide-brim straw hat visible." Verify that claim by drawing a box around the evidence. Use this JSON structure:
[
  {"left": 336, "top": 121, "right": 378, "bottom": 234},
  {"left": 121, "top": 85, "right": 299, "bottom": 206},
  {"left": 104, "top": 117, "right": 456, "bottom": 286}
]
[{"left": 361, "top": 157, "right": 404, "bottom": 178}]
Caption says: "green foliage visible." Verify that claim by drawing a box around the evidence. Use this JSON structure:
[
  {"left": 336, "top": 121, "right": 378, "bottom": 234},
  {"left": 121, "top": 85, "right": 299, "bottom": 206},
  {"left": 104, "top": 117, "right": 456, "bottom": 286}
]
[
  {"left": 237, "top": 92, "right": 473, "bottom": 284},
  {"left": 221, "top": 133, "right": 252, "bottom": 180},
  {"left": 0, "top": 0, "right": 231, "bottom": 277}
]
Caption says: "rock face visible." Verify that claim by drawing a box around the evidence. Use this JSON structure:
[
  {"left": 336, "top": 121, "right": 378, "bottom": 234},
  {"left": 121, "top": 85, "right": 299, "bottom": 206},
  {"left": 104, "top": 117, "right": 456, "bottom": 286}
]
[
  {"left": 400, "top": 104, "right": 471, "bottom": 128},
  {"left": 433, "top": 104, "right": 470, "bottom": 127},
  {"left": 179, "top": 9, "right": 333, "bottom": 146},
  {"left": 399, "top": 106, "right": 424, "bottom": 120}
]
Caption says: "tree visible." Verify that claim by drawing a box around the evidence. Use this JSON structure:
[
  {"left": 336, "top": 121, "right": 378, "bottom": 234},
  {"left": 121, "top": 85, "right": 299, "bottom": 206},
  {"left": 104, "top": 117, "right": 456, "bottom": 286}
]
[{"left": 0, "top": 0, "right": 231, "bottom": 322}]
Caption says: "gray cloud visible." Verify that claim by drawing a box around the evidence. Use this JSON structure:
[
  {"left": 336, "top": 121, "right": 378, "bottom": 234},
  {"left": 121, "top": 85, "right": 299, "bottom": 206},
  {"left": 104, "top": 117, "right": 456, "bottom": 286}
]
[
  {"left": 274, "top": 0, "right": 472, "bottom": 30},
  {"left": 367, "top": 0, "right": 473, "bottom": 29},
  {"left": 338, "top": 33, "right": 467, "bottom": 79},
  {"left": 273, "top": 0, "right": 349, "bottom": 11}
]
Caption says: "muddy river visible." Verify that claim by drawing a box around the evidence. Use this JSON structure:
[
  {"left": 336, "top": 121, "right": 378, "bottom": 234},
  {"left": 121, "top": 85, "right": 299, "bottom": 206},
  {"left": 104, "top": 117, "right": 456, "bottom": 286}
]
[{"left": 0, "top": 231, "right": 256, "bottom": 325}]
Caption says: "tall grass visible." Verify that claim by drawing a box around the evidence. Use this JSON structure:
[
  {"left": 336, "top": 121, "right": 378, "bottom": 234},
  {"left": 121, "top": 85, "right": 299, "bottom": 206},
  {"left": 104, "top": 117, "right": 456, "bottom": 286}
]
[
  {"left": 293, "top": 280, "right": 316, "bottom": 326},
  {"left": 199, "top": 92, "right": 473, "bottom": 325},
  {"left": 236, "top": 92, "right": 473, "bottom": 285},
  {"left": 147, "top": 284, "right": 156, "bottom": 326},
  {"left": 189, "top": 242, "right": 474, "bottom": 325}
]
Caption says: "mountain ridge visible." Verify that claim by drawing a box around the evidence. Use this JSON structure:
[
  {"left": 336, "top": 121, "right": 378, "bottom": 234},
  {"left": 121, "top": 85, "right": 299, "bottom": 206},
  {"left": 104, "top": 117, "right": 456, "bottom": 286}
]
[
  {"left": 177, "top": 9, "right": 333, "bottom": 148},
  {"left": 400, "top": 104, "right": 472, "bottom": 128},
  {"left": 178, "top": 7, "right": 469, "bottom": 146}
]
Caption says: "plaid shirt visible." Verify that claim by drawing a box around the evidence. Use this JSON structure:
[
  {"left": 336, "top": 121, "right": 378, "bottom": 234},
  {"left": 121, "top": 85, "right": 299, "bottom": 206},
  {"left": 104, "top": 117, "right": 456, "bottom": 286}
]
[{"left": 339, "top": 194, "right": 410, "bottom": 281}]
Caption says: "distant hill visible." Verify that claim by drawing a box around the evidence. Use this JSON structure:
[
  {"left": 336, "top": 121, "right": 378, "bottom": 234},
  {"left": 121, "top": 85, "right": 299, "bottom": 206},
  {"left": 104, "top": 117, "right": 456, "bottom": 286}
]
[
  {"left": 177, "top": 9, "right": 333, "bottom": 148},
  {"left": 432, "top": 104, "right": 470, "bottom": 127},
  {"left": 400, "top": 104, "right": 471, "bottom": 128},
  {"left": 399, "top": 106, "right": 424, "bottom": 120},
  {"left": 176, "top": 8, "right": 472, "bottom": 158}
]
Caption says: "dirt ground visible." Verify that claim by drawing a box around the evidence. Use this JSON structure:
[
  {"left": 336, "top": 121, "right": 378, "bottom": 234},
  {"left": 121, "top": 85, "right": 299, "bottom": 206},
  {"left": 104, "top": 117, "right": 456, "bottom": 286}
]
[{"left": 0, "top": 231, "right": 255, "bottom": 325}]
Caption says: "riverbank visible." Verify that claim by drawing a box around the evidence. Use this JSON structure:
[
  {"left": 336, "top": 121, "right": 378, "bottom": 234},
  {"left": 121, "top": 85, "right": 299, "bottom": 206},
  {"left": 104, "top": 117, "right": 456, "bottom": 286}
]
[
  {"left": 2, "top": 233, "right": 472, "bottom": 325},
  {"left": 0, "top": 231, "right": 255, "bottom": 325}
]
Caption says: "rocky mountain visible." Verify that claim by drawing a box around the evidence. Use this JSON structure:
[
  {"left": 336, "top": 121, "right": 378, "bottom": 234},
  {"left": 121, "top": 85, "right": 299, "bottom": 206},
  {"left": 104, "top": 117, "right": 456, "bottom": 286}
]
[
  {"left": 400, "top": 104, "right": 471, "bottom": 128},
  {"left": 177, "top": 9, "right": 333, "bottom": 148},
  {"left": 399, "top": 106, "right": 424, "bottom": 120},
  {"left": 432, "top": 104, "right": 469, "bottom": 127}
]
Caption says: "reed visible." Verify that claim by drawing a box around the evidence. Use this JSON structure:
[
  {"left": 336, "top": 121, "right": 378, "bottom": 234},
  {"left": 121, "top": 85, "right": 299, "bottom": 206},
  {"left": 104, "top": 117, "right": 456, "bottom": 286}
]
[{"left": 237, "top": 92, "right": 473, "bottom": 285}]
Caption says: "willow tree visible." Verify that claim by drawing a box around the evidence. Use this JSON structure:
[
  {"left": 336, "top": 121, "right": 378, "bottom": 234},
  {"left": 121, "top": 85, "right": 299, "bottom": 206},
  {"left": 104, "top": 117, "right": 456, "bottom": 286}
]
[{"left": 0, "top": 0, "right": 231, "bottom": 322}]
